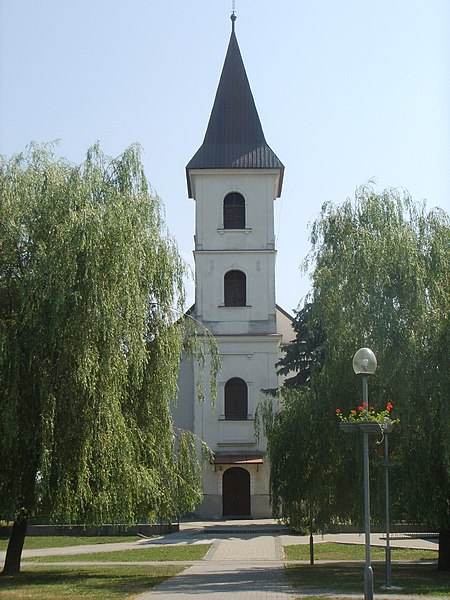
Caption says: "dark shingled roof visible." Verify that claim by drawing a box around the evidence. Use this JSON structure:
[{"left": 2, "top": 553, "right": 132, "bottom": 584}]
[{"left": 186, "top": 19, "right": 284, "bottom": 198}]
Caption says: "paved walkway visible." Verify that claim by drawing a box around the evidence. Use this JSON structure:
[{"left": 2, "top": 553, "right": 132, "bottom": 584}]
[
  {"left": 138, "top": 522, "right": 292, "bottom": 599},
  {"left": 139, "top": 561, "right": 292, "bottom": 599},
  {"left": 4, "top": 519, "right": 444, "bottom": 599},
  {"left": 135, "top": 520, "right": 441, "bottom": 600}
]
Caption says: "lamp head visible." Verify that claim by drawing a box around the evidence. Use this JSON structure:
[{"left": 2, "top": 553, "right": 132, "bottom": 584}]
[{"left": 353, "top": 347, "right": 377, "bottom": 375}]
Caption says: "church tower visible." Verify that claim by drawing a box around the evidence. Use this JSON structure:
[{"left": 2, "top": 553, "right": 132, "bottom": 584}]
[{"left": 175, "top": 14, "right": 293, "bottom": 519}]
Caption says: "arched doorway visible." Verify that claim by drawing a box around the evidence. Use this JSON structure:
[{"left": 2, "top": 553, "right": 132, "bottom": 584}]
[{"left": 222, "top": 467, "right": 251, "bottom": 517}]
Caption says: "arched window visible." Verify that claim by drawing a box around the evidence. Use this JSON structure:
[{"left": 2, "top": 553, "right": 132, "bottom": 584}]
[
  {"left": 224, "top": 270, "right": 246, "bottom": 307},
  {"left": 225, "top": 377, "right": 248, "bottom": 420},
  {"left": 223, "top": 192, "right": 245, "bottom": 229}
]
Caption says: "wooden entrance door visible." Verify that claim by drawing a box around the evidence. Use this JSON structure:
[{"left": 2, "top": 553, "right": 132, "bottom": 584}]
[{"left": 222, "top": 467, "right": 251, "bottom": 517}]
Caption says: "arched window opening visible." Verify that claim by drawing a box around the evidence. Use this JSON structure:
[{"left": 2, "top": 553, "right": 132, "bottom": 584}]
[
  {"left": 224, "top": 270, "right": 246, "bottom": 307},
  {"left": 223, "top": 192, "right": 245, "bottom": 229},
  {"left": 225, "top": 377, "right": 248, "bottom": 420}
]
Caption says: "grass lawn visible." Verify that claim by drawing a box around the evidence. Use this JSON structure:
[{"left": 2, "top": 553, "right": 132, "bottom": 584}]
[
  {"left": 25, "top": 544, "right": 211, "bottom": 563},
  {"left": 0, "top": 536, "right": 140, "bottom": 551},
  {"left": 0, "top": 564, "right": 184, "bottom": 599},
  {"left": 285, "top": 542, "right": 438, "bottom": 562},
  {"left": 286, "top": 562, "right": 450, "bottom": 597}
]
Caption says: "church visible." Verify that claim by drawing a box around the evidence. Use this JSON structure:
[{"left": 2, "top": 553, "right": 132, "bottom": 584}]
[{"left": 174, "top": 14, "right": 294, "bottom": 519}]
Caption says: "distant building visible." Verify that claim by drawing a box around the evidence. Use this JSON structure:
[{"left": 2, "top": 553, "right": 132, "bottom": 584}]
[{"left": 174, "top": 14, "right": 294, "bottom": 519}]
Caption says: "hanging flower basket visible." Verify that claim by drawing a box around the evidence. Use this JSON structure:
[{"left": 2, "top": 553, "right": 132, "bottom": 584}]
[
  {"left": 339, "top": 422, "right": 360, "bottom": 433},
  {"left": 339, "top": 421, "right": 382, "bottom": 434},
  {"left": 336, "top": 403, "right": 398, "bottom": 434},
  {"left": 357, "top": 421, "right": 383, "bottom": 434}
]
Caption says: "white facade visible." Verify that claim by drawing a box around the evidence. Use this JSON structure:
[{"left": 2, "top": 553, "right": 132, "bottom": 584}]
[
  {"left": 192, "top": 170, "right": 279, "bottom": 336},
  {"left": 174, "top": 18, "right": 293, "bottom": 519},
  {"left": 174, "top": 169, "right": 294, "bottom": 519}
]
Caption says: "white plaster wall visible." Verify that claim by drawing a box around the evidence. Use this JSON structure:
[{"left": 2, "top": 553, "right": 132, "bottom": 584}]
[
  {"left": 194, "top": 252, "right": 277, "bottom": 334},
  {"left": 197, "top": 463, "right": 271, "bottom": 519},
  {"left": 191, "top": 169, "right": 279, "bottom": 337},
  {"left": 191, "top": 170, "right": 280, "bottom": 252},
  {"left": 175, "top": 167, "right": 290, "bottom": 520},
  {"left": 174, "top": 326, "right": 293, "bottom": 519},
  {"left": 276, "top": 307, "right": 296, "bottom": 346},
  {"left": 193, "top": 336, "right": 280, "bottom": 451},
  {"left": 173, "top": 357, "right": 195, "bottom": 432}
]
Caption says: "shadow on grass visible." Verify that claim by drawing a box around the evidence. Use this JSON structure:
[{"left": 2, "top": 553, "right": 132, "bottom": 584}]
[
  {"left": 284, "top": 542, "right": 437, "bottom": 562},
  {"left": 286, "top": 562, "right": 450, "bottom": 596},
  {"left": 0, "top": 536, "right": 141, "bottom": 552},
  {"left": 25, "top": 543, "right": 211, "bottom": 563},
  {"left": 0, "top": 564, "right": 184, "bottom": 599}
]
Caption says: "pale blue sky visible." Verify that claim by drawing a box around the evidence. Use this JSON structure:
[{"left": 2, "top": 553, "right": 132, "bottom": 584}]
[{"left": 1, "top": 1, "right": 449, "bottom": 312}]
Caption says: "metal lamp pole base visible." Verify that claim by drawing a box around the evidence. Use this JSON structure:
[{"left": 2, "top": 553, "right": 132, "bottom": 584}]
[{"left": 362, "top": 377, "right": 374, "bottom": 600}]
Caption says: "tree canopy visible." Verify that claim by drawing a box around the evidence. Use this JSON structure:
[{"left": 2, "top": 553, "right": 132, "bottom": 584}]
[
  {"left": 0, "top": 143, "right": 218, "bottom": 573},
  {"left": 274, "top": 302, "right": 324, "bottom": 391},
  {"left": 258, "top": 185, "right": 450, "bottom": 566}
]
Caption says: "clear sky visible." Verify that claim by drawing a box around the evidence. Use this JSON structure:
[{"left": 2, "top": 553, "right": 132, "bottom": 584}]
[{"left": 1, "top": 1, "right": 449, "bottom": 313}]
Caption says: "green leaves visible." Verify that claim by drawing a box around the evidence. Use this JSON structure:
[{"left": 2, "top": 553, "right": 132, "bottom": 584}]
[
  {"left": 0, "top": 143, "right": 214, "bottom": 527},
  {"left": 263, "top": 184, "right": 450, "bottom": 531}
]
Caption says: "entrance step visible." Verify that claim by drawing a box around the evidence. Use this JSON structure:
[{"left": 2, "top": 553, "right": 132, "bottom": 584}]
[{"left": 200, "top": 528, "right": 287, "bottom": 535}]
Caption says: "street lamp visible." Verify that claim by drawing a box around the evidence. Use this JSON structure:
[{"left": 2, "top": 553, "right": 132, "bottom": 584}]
[
  {"left": 383, "top": 427, "right": 392, "bottom": 589},
  {"left": 379, "top": 419, "right": 400, "bottom": 590},
  {"left": 353, "top": 347, "right": 377, "bottom": 600}
]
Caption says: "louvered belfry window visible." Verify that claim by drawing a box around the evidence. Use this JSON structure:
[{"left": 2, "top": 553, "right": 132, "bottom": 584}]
[
  {"left": 225, "top": 378, "right": 248, "bottom": 420},
  {"left": 224, "top": 270, "right": 246, "bottom": 307},
  {"left": 223, "top": 192, "right": 245, "bottom": 229}
]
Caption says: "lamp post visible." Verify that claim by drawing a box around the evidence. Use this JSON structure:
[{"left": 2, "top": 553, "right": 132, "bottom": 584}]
[
  {"left": 379, "top": 420, "right": 400, "bottom": 590},
  {"left": 353, "top": 347, "right": 378, "bottom": 600},
  {"left": 383, "top": 429, "right": 392, "bottom": 589}
]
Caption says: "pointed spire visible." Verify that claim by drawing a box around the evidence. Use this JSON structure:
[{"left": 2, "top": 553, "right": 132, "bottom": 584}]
[{"left": 186, "top": 18, "right": 284, "bottom": 197}]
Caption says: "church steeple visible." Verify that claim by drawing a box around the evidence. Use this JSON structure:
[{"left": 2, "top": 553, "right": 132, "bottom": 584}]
[
  {"left": 186, "top": 15, "right": 284, "bottom": 198},
  {"left": 175, "top": 13, "right": 292, "bottom": 521}
]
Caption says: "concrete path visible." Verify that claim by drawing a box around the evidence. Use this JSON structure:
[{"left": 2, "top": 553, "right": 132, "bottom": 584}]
[
  {"left": 138, "top": 522, "right": 292, "bottom": 599},
  {"left": 139, "top": 561, "right": 293, "bottom": 599},
  {"left": 3, "top": 519, "right": 443, "bottom": 599},
  {"left": 136, "top": 521, "right": 441, "bottom": 599}
]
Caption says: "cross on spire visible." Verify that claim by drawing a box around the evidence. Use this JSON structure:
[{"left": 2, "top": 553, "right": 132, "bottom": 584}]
[
  {"left": 231, "top": 11, "right": 237, "bottom": 32},
  {"left": 231, "top": 1, "right": 237, "bottom": 31}
]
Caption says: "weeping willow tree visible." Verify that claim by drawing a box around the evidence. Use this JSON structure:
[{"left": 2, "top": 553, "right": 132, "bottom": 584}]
[
  {"left": 258, "top": 185, "right": 450, "bottom": 568},
  {"left": 0, "top": 143, "right": 219, "bottom": 575}
]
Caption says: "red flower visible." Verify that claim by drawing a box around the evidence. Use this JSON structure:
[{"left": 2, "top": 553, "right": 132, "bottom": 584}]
[
  {"left": 370, "top": 406, "right": 374, "bottom": 411},
  {"left": 335, "top": 409, "right": 341, "bottom": 414},
  {"left": 387, "top": 402, "right": 393, "bottom": 412},
  {"left": 358, "top": 405, "right": 364, "bottom": 411}
]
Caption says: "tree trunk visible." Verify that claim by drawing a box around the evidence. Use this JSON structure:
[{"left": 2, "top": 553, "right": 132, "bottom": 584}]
[
  {"left": 438, "top": 529, "right": 450, "bottom": 571},
  {"left": 2, "top": 518, "right": 27, "bottom": 576},
  {"left": 309, "top": 531, "right": 314, "bottom": 565}
]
